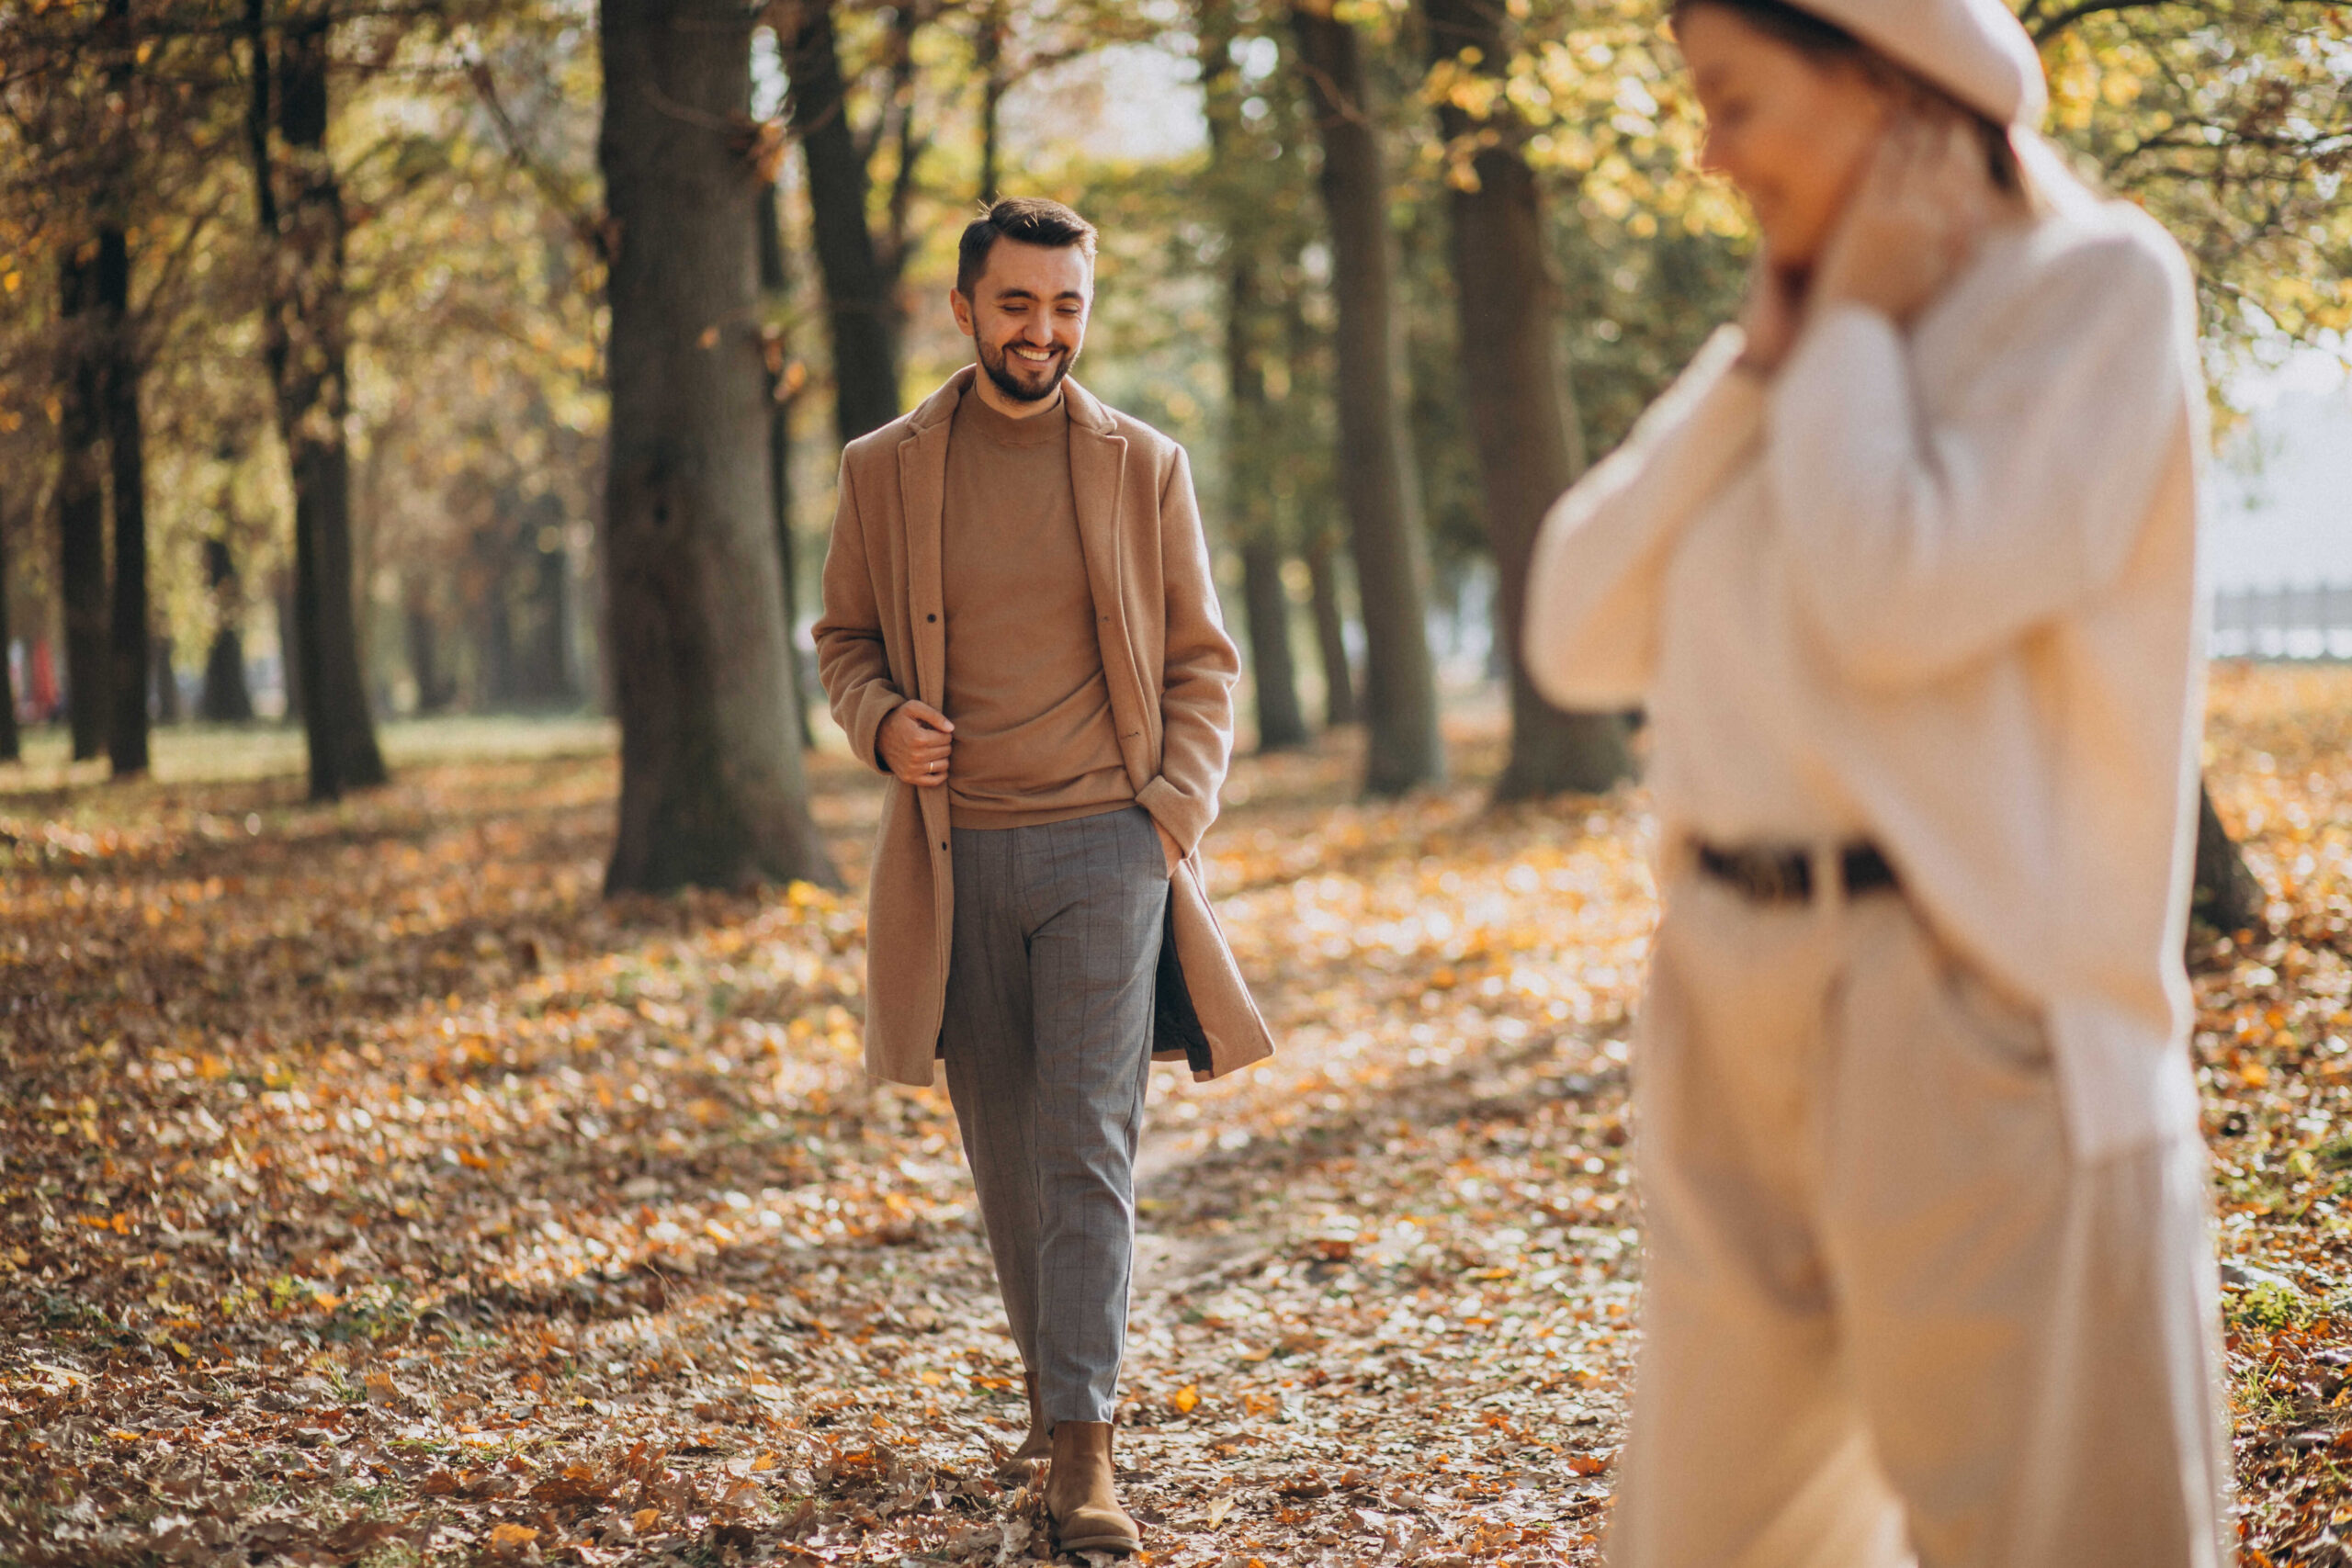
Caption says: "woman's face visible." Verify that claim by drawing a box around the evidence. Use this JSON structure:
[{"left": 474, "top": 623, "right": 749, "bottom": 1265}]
[{"left": 1678, "top": 6, "right": 1891, "bottom": 272}]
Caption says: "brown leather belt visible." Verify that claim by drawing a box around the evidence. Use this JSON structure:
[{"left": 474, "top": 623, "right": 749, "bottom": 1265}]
[{"left": 1695, "top": 840, "right": 1899, "bottom": 903}]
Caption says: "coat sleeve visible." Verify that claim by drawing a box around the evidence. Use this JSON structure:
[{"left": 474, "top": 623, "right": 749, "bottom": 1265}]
[
  {"left": 1767, "top": 225, "right": 2195, "bottom": 691},
  {"left": 1136, "top": 446, "right": 1240, "bottom": 857},
  {"left": 812, "top": 455, "right": 906, "bottom": 773},
  {"left": 1522, "top": 327, "right": 1764, "bottom": 708}
]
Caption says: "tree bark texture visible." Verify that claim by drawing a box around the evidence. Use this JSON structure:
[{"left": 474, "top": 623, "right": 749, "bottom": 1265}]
[
  {"left": 777, "top": 0, "right": 902, "bottom": 445},
  {"left": 98, "top": 224, "right": 151, "bottom": 776},
  {"left": 198, "top": 536, "right": 254, "bottom": 722},
  {"left": 250, "top": 1, "right": 386, "bottom": 798},
  {"left": 1238, "top": 537, "right": 1308, "bottom": 750},
  {"left": 1421, "top": 0, "right": 1631, "bottom": 800},
  {"left": 0, "top": 491, "right": 18, "bottom": 763},
  {"left": 1199, "top": 13, "right": 1309, "bottom": 753},
  {"left": 1306, "top": 528, "right": 1358, "bottom": 727},
  {"left": 56, "top": 252, "right": 110, "bottom": 761},
  {"left": 152, "top": 636, "right": 178, "bottom": 724},
  {"left": 757, "top": 180, "right": 814, "bottom": 749},
  {"left": 2191, "top": 777, "right": 2265, "bottom": 937},
  {"left": 1227, "top": 262, "right": 1308, "bottom": 750},
  {"left": 202, "top": 634, "right": 254, "bottom": 720},
  {"left": 975, "top": 0, "right": 1006, "bottom": 202},
  {"left": 276, "top": 581, "right": 302, "bottom": 722},
  {"left": 402, "top": 599, "right": 449, "bottom": 715},
  {"left": 599, "top": 0, "right": 837, "bottom": 892},
  {"left": 1290, "top": 2, "right": 1443, "bottom": 795}
]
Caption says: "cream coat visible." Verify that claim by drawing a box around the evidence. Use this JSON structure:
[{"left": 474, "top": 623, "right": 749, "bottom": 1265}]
[
  {"left": 1526, "top": 158, "right": 2208, "bottom": 1163},
  {"left": 814, "top": 366, "right": 1276, "bottom": 1088}
]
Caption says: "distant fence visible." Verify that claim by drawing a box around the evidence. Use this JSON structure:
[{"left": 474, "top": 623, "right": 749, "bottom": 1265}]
[{"left": 2211, "top": 583, "right": 2352, "bottom": 660}]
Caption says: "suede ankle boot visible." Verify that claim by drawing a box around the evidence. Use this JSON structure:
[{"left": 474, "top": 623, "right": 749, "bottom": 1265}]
[{"left": 1045, "top": 1420, "right": 1140, "bottom": 1555}]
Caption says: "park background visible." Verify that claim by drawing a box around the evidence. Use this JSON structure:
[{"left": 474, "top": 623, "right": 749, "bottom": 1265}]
[{"left": 3, "top": 2, "right": 2352, "bottom": 1564}]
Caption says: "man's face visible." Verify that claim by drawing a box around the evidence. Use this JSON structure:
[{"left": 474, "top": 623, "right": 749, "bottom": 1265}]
[{"left": 950, "top": 239, "right": 1092, "bottom": 404}]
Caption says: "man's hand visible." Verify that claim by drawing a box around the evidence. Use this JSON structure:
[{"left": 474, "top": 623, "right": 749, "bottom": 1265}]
[
  {"left": 1153, "top": 818, "right": 1182, "bottom": 878},
  {"left": 878, "top": 701, "right": 955, "bottom": 786}
]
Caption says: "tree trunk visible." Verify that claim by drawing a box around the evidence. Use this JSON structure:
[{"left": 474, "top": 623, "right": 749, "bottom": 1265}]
[
  {"left": 202, "top": 629, "right": 254, "bottom": 721},
  {"left": 599, "top": 0, "right": 837, "bottom": 892},
  {"left": 1227, "top": 261, "right": 1306, "bottom": 750},
  {"left": 1290, "top": 2, "right": 1442, "bottom": 795},
  {"left": 402, "top": 598, "right": 448, "bottom": 715},
  {"left": 0, "top": 491, "right": 18, "bottom": 763},
  {"left": 1306, "top": 527, "right": 1358, "bottom": 727},
  {"left": 248, "top": 0, "right": 386, "bottom": 798},
  {"left": 202, "top": 629, "right": 253, "bottom": 721},
  {"left": 98, "top": 224, "right": 151, "bottom": 776},
  {"left": 757, "top": 179, "right": 814, "bottom": 749},
  {"left": 778, "top": 0, "right": 902, "bottom": 446},
  {"left": 2191, "top": 777, "right": 2265, "bottom": 937},
  {"left": 1420, "top": 0, "right": 1630, "bottom": 799},
  {"left": 1238, "top": 537, "right": 1308, "bottom": 751},
  {"left": 975, "top": 0, "right": 1007, "bottom": 202},
  {"left": 275, "top": 579, "right": 301, "bottom": 722},
  {"left": 55, "top": 252, "right": 109, "bottom": 762},
  {"left": 199, "top": 535, "right": 254, "bottom": 722},
  {"left": 151, "top": 634, "right": 178, "bottom": 724},
  {"left": 97, "top": 0, "right": 149, "bottom": 775},
  {"left": 1199, "top": 12, "right": 1308, "bottom": 753}
]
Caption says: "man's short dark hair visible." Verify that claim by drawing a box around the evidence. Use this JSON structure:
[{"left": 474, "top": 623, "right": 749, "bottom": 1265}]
[{"left": 956, "top": 197, "right": 1099, "bottom": 298}]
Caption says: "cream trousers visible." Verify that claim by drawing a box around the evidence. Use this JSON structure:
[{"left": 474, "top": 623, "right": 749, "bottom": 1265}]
[{"left": 1611, "top": 871, "right": 2232, "bottom": 1568}]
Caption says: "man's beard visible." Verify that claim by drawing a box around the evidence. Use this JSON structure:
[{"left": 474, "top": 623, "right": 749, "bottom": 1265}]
[{"left": 978, "top": 337, "right": 1072, "bottom": 403}]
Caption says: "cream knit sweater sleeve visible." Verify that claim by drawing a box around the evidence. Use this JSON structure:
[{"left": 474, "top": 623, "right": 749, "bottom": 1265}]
[
  {"left": 1767, "top": 220, "right": 2196, "bottom": 692},
  {"left": 1523, "top": 327, "right": 1764, "bottom": 709}
]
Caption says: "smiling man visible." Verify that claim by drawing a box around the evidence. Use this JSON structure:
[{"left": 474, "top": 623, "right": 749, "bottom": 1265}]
[{"left": 813, "top": 197, "right": 1272, "bottom": 1557}]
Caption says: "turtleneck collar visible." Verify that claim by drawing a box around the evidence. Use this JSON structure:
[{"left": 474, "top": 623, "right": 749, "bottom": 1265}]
[{"left": 955, "top": 381, "right": 1069, "bottom": 447}]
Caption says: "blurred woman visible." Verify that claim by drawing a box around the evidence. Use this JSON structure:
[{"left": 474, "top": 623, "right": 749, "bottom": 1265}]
[{"left": 1523, "top": 1, "right": 2227, "bottom": 1563}]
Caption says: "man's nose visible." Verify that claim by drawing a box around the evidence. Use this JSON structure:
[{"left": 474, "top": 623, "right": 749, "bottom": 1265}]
[{"left": 1022, "top": 314, "right": 1057, "bottom": 344}]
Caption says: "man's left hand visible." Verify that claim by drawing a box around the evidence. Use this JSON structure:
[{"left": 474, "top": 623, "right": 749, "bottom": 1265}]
[{"left": 1153, "top": 819, "right": 1182, "bottom": 878}]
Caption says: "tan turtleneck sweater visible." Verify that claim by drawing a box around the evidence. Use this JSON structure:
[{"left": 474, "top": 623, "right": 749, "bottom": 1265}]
[{"left": 941, "top": 386, "right": 1135, "bottom": 829}]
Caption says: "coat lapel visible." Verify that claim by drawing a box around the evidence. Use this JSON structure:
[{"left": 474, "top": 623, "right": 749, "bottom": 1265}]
[
  {"left": 1064, "top": 379, "right": 1153, "bottom": 782},
  {"left": 896, "top": 372, "right": 967, "bottom": 871},
  {"left": 896, "top": 378, "right": 965, "bottom": 713}
]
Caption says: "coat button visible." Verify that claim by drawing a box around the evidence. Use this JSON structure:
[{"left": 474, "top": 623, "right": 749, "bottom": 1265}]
[{"left": 927, "top": 613, "right": 938, "bottom": 623}]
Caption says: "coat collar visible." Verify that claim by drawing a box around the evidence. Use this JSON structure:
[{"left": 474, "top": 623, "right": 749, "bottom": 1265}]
[{"left": 904, "top": 362, "right": 1119, "bottom": 437}]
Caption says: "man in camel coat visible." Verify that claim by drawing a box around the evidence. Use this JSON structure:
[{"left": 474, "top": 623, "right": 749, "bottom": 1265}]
[{"left": 814, "top": 197, "right": 1273, "bottom": 1557}]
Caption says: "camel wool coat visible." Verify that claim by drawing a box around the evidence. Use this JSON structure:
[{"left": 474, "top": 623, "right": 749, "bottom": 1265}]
[{"left": 814, "top": 366, "right": 1276, "bottom": 1089}]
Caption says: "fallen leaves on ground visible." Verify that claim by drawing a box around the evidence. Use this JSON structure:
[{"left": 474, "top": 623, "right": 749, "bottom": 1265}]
[{"left": 0, "top": 666, "right": 2346, "bottom": 1564}]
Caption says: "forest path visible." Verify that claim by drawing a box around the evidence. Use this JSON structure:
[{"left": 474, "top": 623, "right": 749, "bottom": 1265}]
[{"left": 5, "top": 671, "right": 2349, "bottom": 1563}]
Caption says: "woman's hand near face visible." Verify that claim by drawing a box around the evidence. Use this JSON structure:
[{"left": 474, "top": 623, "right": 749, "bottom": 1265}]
[{"left": 1814, "top": 115, "right": 2005, "bottom": 325}]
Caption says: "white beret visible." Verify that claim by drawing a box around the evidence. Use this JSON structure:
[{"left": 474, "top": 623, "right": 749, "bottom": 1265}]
[{"left": 1785, "top": 0, "right": 2048, "bottom": 127}]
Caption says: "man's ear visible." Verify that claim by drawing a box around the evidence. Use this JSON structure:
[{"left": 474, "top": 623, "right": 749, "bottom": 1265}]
[{"left": 948, "top": 288, "right": 976, "bottom": 339}]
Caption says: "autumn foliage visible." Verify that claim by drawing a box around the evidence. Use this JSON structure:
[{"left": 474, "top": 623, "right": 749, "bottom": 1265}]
[{"left": 3, "top": 668, "right": 2349, "bottom": 1564}]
